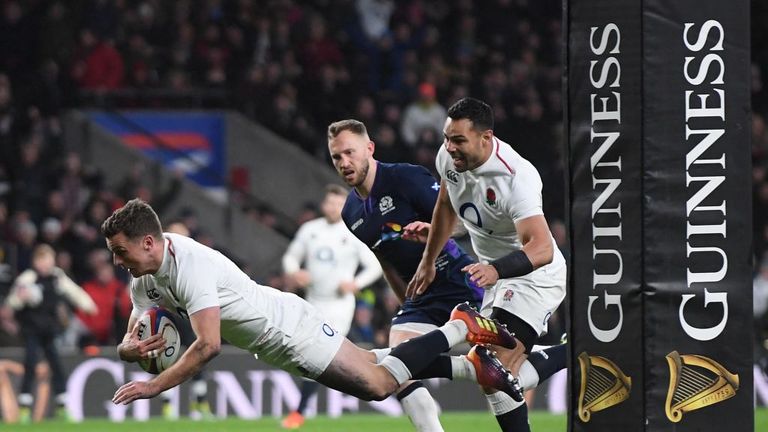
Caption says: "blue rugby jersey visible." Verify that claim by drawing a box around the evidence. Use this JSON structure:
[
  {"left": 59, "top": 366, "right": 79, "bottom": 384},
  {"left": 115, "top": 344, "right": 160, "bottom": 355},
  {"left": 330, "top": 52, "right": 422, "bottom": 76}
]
[{"left": 341, "top": 162, "right": 483, "bottom": 312}]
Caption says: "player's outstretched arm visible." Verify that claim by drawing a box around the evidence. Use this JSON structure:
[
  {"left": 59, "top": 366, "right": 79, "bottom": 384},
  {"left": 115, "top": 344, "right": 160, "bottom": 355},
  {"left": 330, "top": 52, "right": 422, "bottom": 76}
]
[
  {"left": 407, "top": 180, "right": 457, "bottom": 298},
  {"left": 113, "top": 307, "right": 221, "bottom": 405}
]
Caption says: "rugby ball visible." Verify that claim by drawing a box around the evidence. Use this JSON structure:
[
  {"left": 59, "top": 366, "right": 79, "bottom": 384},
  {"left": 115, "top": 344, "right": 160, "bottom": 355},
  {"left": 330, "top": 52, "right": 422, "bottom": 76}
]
[{"left": 136, "top": 306, "right": 181, "bottom": 374}]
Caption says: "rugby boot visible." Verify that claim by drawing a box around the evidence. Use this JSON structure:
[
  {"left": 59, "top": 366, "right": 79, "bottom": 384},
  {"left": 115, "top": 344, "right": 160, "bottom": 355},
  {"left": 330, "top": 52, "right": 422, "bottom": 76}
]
[
  {"left": 450, "top": 302, "right": 517, "bottom": 349},
  {"left": 281, "top": 411, "right": 305, "bottom": 429},
  {"left": 467, "top": 345, "right": 525, "bottom": 402}
]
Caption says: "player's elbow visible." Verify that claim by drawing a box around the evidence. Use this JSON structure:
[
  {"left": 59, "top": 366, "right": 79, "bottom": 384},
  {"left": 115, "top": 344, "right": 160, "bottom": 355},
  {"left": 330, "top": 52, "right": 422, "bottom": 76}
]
[
  {"left": 205, "top": 343, "right": 222, "bottom": 360},
  {"left": 196, "top": 340, "right": 221, "bottom": 362},
  {"left": 535, "top": 241, "right": 554, "bottom": 267}
]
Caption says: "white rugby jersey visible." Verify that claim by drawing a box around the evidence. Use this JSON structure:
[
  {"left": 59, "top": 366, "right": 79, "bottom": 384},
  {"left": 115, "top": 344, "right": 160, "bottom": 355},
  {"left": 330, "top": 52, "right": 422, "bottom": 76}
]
[
  {"left": 436, "top": 137, "right": 565, "bottom": 268},
  {"left": 282, "top": 217, "right": 381, "bottom": 302},
  {"left": 130, "top": 233, "right": 311, "bottom": 365}
]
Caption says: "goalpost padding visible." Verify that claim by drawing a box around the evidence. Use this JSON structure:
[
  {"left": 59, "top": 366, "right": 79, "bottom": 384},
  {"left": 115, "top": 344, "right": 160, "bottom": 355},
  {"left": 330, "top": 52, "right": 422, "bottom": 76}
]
[{"left": 565, "top": 0, "right": 752, "bottom": 430}]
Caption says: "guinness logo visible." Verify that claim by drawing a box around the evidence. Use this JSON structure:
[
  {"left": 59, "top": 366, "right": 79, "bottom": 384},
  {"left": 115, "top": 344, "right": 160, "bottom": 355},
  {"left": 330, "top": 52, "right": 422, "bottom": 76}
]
[
  {"left": 664, "top": 351, "right": 739, "bottom": 423},
  {"left": 577, "top": 352, "right": 632, "bottom": 422}
]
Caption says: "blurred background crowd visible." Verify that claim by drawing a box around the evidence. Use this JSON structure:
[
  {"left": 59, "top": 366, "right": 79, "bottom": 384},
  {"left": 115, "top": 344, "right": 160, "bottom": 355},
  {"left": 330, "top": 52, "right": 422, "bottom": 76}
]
[{"left": 0, "top": 0, "right": 762, "bottom": 370}]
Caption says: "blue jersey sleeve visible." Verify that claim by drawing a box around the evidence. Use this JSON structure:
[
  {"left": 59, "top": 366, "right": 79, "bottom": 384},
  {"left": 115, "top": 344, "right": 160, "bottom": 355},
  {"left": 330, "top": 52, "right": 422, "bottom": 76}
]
[{"left": 397, "top": 165, "right": 440, "bottom": 220}]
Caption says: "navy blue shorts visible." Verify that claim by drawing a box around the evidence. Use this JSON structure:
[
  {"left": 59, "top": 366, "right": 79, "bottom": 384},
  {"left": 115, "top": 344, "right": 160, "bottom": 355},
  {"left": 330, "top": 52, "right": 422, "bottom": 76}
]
[{"left": 392, "top": 292, "right": 482, "bottom": 326}]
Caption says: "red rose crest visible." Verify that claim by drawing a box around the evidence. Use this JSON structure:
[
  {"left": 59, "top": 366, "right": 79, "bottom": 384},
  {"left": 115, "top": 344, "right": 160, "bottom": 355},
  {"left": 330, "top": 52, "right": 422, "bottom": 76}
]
[{"left": 486, "top": 187, "right": 497, "bottom": 206}]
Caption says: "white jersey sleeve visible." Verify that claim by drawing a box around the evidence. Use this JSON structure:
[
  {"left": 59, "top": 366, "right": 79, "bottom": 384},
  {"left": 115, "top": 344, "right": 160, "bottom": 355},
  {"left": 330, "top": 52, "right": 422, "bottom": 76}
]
[
  {"left": 352, "top": 238, "right": 383, "bottom": 288},
  {"left": 173, "top": 252, "right": 220, "bottom": 316},
  {"left": 129, "top": 277, "right": 154, "bottom": 319},
  {"left": 503, "top": 161, "right": 544, "bottom": 223},
  {"left": 282, "top": 224, "right": 308, "bottom": 274}
]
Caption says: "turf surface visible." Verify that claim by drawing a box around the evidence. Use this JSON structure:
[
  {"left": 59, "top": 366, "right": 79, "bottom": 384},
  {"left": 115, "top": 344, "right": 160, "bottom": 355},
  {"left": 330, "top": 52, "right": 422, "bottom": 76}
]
[{"left": 3, "top": 409, "right": 766, "bottom": 431}]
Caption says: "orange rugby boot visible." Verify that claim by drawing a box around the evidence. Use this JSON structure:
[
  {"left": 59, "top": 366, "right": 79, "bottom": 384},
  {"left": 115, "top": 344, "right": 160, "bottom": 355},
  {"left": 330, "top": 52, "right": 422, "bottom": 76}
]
[{"left": 450, "top": 302, "right": 517, "bottom": 349}]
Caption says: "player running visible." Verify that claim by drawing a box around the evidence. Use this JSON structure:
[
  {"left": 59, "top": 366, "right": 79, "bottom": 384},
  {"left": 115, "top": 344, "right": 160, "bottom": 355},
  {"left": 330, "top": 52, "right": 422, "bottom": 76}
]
[{"left": 409, "top": 97, "right": 567, "bottom": 432}]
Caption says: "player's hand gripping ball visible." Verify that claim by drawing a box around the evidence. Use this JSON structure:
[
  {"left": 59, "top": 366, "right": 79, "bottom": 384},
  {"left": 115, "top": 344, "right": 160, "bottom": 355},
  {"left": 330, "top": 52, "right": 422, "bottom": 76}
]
[{"left": 136, "top": 306, "right": 181, "bottom": 374}]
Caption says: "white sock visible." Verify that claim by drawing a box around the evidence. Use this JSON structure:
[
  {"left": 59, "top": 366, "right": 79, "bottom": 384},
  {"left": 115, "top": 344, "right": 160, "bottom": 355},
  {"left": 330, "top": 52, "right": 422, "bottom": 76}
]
[
  {"left": 518, "top": 359, "right": 540, "bottom": 390},
  {"left": 400, "top": 386, "right": 445, "bottom": 432},
  {"left": 18, "top": 393, "right": 33, "bottom": 406},
  {"left": 371, "top": 347, "right": 392, "bottom": 364},
  {"left": 380, "top": 356, "right": 412, "bottom": 385},
  {"left": 440, "top": 320, "right": 468, "bottom": 348},
  {"left": 191, "top": 379, "right": 208, "bottom": 399},
  {"left": 485, "top": 391, "right": 524, "bottom": 415},
  {"left": 450, "top": 356, "right": 477, "bottom": 381}
]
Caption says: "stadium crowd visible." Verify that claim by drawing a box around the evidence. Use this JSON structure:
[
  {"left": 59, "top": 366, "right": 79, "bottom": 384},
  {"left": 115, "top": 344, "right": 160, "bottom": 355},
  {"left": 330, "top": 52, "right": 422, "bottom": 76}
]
[{"left": 0, "top": 0, "right": 764, "bottom": 416}]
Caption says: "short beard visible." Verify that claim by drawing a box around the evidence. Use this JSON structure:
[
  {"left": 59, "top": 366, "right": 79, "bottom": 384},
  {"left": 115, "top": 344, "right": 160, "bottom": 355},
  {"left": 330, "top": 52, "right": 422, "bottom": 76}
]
[{"left": 351, "top": 160, "right": 370, "bottom": 187}]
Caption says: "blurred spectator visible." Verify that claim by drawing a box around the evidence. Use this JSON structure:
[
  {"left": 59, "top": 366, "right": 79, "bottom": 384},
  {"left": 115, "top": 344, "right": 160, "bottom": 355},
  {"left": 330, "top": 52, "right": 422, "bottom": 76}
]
[
  {"left": 71, "top": 28, "right": 124, "bottom": 90},
  {"left": 348, "top": 299, "right": 376, "bottom": 346},
  {"left": 3, "top": 244, "right": 96, "bottom": 422},
  {"left": 400, "top": 82, "right": 446, "bottom": 147},
  {"left": 38, "top": 2, "right": 76, "bottom": 66},
  {"left": 76, "top": 261, "right": 129, "bottom": 347}
]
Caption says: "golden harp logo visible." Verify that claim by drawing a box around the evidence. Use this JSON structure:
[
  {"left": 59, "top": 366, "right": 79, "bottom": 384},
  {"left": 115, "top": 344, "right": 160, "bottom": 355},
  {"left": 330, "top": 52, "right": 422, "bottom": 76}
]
[
  {"left": 664, "top": 351, "right": 739, "bottom": 422},
  {"left": 577, "top": 352, "right": 632, "bottom": 422}
]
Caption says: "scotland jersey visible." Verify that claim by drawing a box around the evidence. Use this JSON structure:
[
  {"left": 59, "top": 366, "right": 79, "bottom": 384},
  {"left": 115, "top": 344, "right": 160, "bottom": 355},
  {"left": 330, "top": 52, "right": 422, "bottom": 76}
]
[{"left": 341, "top": 162, "right": 483, "bottom": 324}]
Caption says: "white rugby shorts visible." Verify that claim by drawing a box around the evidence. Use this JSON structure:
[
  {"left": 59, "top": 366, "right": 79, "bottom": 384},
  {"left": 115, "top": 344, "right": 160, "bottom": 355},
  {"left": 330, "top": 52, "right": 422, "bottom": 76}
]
[
  {"left": 479, "top": 259, "right": 567, "bottom": 336},
  {"left": 306, "top": 295, "right": 356, "bottom": 337}
]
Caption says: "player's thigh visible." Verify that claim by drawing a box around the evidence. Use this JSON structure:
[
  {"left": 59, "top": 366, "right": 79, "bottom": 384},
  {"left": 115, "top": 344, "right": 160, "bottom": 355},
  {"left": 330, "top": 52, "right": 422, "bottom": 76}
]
[
  {"left": 316, "top": 339, "right": 399, "bottom": 401},
  {"left": 389, "top": 322, "right": 439, "bottom": 347},
  {"left": 481, "top": 271, "right": 565, "bottom": 340},
  {"left": 311, "top": 296, "right": 356, "bottom": 336}
]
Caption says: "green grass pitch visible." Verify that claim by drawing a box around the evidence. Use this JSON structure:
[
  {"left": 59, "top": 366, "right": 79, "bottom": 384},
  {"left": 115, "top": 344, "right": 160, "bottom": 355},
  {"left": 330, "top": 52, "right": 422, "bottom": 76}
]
[{"left": 3, "top": 409, "right": 767, "bottom": 431}]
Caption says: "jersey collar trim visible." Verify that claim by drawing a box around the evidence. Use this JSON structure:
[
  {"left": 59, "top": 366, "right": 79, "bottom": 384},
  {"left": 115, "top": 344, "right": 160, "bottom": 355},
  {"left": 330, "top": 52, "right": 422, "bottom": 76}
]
[{"left": 152, "top": 235, "right": 173, "bottom": 279}]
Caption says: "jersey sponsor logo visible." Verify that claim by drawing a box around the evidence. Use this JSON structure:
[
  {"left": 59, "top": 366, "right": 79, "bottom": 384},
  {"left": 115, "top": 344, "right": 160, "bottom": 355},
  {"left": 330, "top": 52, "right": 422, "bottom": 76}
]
[
  {"left": 146, "top": 287, "right": 161, "bottom": 301},
  {"left": 322, "top": 323, "right": 336, "bottom": 336},
  {"left": 350, "top": 218, "right": 364, "bottom": 231},
  {"left": 445, "top": 169, "right": 459, "bottom": 183},
  {"left": 459, "top": 202, "right": 493, "bottom": 234},
  {"left": 372, "top": 222, "right": 402, "bottom": 250},
  {"left": 485, "top": 187, "right": 498, "bottom": 207},
  {"left": 379, "top": 196, "right": 396, "bottom": 215},
  {"left": 315, "top": 246, "right": 334, "bottom": 262}
]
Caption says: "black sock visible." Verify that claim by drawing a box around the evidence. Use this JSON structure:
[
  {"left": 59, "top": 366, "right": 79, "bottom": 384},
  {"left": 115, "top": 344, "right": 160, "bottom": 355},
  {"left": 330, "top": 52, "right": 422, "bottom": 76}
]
[
  {"left": 395, "top": 381, "right": 425, "bottom": 401},
  {"left": 389, "top": 331, "right": 450, "bottom": 377},
  {"left": 495, "top": 403, "right": 530, "bottom": 432},
  {"left": 297, "top": 380, "right": 319, "bottom": 414},
  {"left": 410, "top": 355, "right": 453, "bottom": 380},
  {"left": 529, "top": 343, "right": 567, "bottom": 383}
]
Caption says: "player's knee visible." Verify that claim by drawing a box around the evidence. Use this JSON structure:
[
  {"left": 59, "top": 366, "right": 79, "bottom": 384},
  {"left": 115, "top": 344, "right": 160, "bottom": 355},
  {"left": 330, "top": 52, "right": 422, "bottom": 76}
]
[{"left": 362, "top": 379, "right": 398, "bottom": 401}]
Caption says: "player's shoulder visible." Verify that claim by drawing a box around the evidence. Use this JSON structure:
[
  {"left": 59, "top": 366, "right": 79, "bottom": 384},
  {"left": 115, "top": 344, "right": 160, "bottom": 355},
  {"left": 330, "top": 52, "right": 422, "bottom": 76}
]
[
  {"left": 379, "top": 161, "right": 429, "bottom": 176},
  {"left": 300, "top": 217, "right": 327, "bottom": 232},
  {"left": 435, "top": 145, "right": 452, "bottom": 169},
  {"left": 164, "top": 232, "right": 216, "bottom": 265}
]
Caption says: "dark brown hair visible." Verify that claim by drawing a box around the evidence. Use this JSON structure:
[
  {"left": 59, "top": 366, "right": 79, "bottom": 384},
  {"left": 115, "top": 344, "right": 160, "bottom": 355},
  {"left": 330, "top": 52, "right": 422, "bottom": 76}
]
[{"left": 101, "top": 198, "right": 163, "bottom": 240}]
